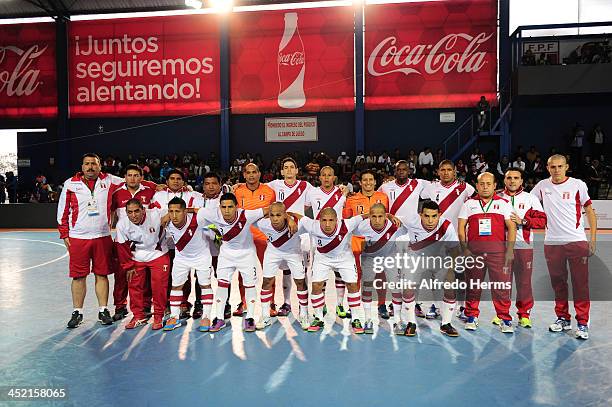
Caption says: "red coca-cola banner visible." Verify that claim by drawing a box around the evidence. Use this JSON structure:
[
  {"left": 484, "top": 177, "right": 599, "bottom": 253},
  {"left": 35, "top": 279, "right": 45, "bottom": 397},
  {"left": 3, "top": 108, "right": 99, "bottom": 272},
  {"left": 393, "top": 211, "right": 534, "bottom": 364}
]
[
  {"left": 365, "top": 0, "right": 497, "bottom": 110},
  {"left": 230, "top": 7, "right": 354, "bottom": 114},
  {"left": 69, "top": 15, "right": 220, "bottom": 117},
  {"left": 0, "top": 23, "right": 57, "bottom": 118}
]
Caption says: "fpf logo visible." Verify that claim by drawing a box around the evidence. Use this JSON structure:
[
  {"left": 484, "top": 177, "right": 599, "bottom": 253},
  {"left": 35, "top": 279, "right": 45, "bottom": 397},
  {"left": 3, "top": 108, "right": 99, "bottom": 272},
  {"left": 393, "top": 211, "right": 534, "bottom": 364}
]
[{"left": 563, "top": 192, "right": 570, "bottom": 199}]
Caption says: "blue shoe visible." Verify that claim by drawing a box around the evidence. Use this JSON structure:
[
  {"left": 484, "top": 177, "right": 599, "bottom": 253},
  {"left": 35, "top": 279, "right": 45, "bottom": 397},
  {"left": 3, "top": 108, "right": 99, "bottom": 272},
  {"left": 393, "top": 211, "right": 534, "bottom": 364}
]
[
  {"left": 465, "top": 316, "right": 479, "bottom": 331},
  {"left": 575, "top": 324, "right": 589, "bottom": 340},
  {"left": 163, "top": 317, "right": 183, "bottom": 331}
]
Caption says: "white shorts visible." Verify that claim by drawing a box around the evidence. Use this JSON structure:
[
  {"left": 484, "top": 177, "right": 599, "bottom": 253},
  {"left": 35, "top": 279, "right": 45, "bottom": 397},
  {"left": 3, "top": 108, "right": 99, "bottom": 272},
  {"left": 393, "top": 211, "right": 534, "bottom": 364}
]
[
  {"left": 172, "top": 257, "right": 213, "bottom": 286},
  {"left": 361, "top": 255, "right": 399, "bottom": 285},
  {"left": 216, "top": 248, "right": 258, "bottom": 286},
  {"left": 263, "top": 252, "right": 305, "bottom": 279},
  {"left": 311, "top": 253, "right": 358, "bottom": 283}
]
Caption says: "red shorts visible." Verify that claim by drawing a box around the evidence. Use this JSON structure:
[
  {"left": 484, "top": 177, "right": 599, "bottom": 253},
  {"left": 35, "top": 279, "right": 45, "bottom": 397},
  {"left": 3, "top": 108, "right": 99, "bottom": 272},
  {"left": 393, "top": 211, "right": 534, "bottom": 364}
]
[{"left": 68, "top": 236, "right": 114, "bottom": 278}]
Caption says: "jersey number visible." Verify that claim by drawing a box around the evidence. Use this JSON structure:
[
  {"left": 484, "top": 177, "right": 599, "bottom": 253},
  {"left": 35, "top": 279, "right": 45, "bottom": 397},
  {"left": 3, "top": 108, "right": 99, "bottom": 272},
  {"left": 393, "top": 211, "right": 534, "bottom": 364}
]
[
  {"left": 317, "top": 201, "right": 321, "bottom": 210},
  {"left": 390, "top": 191, "right": 396, "bottom": 200},
  {"left": 317, "top": 239, "right": 322, "bottom": 246},
  {"left": 357, "top": 205, "right": 364, "bottom": 214},
  {"left": 279, "top": 191, "right": 285, "bottom": 201}
]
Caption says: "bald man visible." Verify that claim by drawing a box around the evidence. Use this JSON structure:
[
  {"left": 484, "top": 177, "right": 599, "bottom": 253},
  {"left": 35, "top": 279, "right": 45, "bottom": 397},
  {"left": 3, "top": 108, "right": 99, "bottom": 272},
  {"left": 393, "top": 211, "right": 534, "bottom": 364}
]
[{"left": 458, "top": 172, "right": 516, "bottom": 334}]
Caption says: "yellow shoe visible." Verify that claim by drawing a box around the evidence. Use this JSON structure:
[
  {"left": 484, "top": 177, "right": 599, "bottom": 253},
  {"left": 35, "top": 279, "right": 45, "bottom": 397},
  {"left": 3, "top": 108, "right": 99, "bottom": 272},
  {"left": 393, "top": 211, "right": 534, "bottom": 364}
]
[
  {"left": 519, "top": 317, "right": 532, "bottom": 328},
  {"left": 491, "top": 316, "right": 502, "bottom": 326}
]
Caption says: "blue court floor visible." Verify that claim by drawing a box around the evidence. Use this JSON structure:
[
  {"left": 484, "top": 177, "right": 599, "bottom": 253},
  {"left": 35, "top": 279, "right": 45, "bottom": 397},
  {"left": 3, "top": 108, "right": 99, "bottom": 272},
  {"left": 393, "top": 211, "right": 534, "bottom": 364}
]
[{"left": 1, "top": 230, "right": 611, "bottom": 407}]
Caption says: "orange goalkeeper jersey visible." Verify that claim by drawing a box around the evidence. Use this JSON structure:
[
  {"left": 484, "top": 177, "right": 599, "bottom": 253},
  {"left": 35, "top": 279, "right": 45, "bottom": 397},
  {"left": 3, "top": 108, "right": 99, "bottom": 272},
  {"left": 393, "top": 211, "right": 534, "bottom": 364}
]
[{"left": 343, "top": 191, "right": 389, "bottom": 254}]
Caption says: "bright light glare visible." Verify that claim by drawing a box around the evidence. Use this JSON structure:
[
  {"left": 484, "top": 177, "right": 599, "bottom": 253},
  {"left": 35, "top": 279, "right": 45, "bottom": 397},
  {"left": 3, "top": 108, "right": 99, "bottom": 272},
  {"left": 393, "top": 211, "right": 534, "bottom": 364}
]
[
  {"left": 185, "top": 0, "right": 203, "bottom": 9},
  {"left": 210, "top": 0, "right": 233, "bottom": 13}
]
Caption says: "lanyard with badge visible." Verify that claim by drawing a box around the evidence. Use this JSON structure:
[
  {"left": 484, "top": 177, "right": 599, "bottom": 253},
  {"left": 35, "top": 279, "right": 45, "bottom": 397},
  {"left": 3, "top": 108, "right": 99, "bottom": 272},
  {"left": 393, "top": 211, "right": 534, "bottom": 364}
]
[
  {"left": 86, "top": 180, "right": 100, "bottom": 217},
  {"left": 478, "top": 199, "right": 493, "bottom": 236}
]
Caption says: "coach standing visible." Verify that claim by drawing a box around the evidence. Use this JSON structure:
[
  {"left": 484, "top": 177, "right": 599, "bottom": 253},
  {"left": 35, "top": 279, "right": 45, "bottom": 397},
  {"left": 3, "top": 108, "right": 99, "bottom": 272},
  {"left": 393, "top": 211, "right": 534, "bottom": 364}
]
[
  {"left": 531, "top": 154, "right": 597, "bottom": 340},
  {"left": 57, "top": 153, "right": 123, "bottom": 328}
]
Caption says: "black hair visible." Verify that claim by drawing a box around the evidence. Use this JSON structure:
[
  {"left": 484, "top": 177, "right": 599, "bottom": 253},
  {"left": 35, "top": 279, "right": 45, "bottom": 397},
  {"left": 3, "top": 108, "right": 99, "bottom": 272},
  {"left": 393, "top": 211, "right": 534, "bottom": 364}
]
[
  {"left": 220, "top": 192, "right": 238, "bottom": 205},
  {"left": 125, "top": 164, "right": 143, "bottom": 176},
  {"left": 420, "top": 200, "right": 440, "bottom": 213},
  {"left": 168, "top": 197, "right": 186, "bottom": 209},
  {"left": 203, "top": 172, "right": 221, "bottom": 183},
  {"left": 167, "top": 169, "right": 184, "bottom": 180},
  {"left": 126, "top": 198, "right": 144, "bottom": 209}
]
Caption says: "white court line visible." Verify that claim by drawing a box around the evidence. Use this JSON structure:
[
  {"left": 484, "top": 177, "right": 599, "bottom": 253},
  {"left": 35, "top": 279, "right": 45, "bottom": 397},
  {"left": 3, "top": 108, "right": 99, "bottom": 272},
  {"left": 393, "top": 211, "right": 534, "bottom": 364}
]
[{"left": 0, "top": 238, "right": 68, "bottom": 272}]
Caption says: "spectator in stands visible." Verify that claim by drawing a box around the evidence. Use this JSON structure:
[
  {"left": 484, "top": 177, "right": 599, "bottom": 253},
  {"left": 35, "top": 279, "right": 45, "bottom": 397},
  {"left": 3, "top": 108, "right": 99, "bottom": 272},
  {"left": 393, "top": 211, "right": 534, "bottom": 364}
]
[
  {"left": 497, "top": 155, "right": 510, "bottom": 180},
  {"left": 512, "top": 156, "right": 526, "bottom": 172},
  {"left": 407, "top": 149, "right": 418, "bottom": 169},
  {"left": 586, "top": 159, "right": 603, "bottom": 199},
  {"left": 537, "top": 53, "right": 550, "bottom": 65},
  {"left": 418, "top": 147, "right": 434, "bottom": 168},
  {"left": 5, "top": 171, "right": 17, "bottom": 203},
  {"left": 570, "top": 123, "right": 586, "bottom": 174},
  {"left": 206, "top": 152, "right": 219, "bottom": 170},
  {"left": 522, "top": 49, "right": 536, "bottom": 66},
  {"left": 525, "top": 176, "right": 536, "bottom": 191},
  {"left": 305, "top": 155, "right": 320, "bottom": 177},
  {"left": 591, "top": 124, "right": 605, "bottom": 162},
  {"left": 434, "top": 148, "right": 444, "bottom": 168},
  {"left": 392, "top": 148, "right": 402, "bottom": 163},
  {"left": 466, "top": 163, "right": 480, "bottom": 186},
  {"left": 378, "top": 151, "right": 391, "bottom": 167},
  {"left": 456, "top": 159, "right": 466, "bottom": 174},
  {"left": 470, "top": 147, "right": 481, "bottom": 164},
  {"left": 355, "top": 150, "right": 365, "bottom": 164},
  {"left": 366, "top": 151, "right": 377, "bottom": 166},
  {"left": 159, "top": 162, "right": 172, "bottom": 181},
  {"left": 0, "top": 173, "right": 6, "bottom": 204},
  {"left": 354, "top": 156, "right": 367, "bottom": 172},
  {"left": 532, "top": 156, "right": 545, "bottom": 178},
  {"left": 476, "top": 96, "right": 490, "bottom": 131},
  {"left": 337, "top": 151, "right": 351, "bottom": 175},
  {"left": 526, "top": 145, "right": 539, "bottom": 167}
]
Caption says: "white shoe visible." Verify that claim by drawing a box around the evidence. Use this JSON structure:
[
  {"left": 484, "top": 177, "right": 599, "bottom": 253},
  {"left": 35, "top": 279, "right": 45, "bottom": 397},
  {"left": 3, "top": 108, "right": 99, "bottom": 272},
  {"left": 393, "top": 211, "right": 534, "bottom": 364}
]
[
  {"left": 299, "top": 314, "right": 310, "bottom": 331},
  {"left": 256, "top": 316, "right": 276, "bottom": 330},
  {"left": 549, "top": 318, "right": 572, "bottom": 332},
  {"left": 500, "top": 320, "right": 514, "bottom": 334},
  {"left": 575, "top": 324, "right": 589, "bottom": 340},
  {"left": 393, "top": 322, "right": 407, "bottom": 335},
  {"left": 465, "top": 317, "right": 479, "bottom": 331}
]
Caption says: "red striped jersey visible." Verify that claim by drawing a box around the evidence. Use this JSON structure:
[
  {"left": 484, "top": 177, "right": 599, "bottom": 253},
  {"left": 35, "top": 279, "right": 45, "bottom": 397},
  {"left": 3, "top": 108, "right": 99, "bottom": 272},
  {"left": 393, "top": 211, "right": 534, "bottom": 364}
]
[
  {"left": 458, "top": 195, "right": 512, "bottom": 254},
  {"left": 267, "top": 179, "right": 314, "bottom": 215},
  {"left": 531, "top": 177, "right": 591, "bottom": 242},
  {"left": 420, "top": 180, "right": 475, "bottom": 229},
  {"left": 115, "top": 208, "right": 167, "bottom": 268},
  {"left": 166, "top": 212, "right": 213, "bottom": 264},
  {"left": 198, "top": 207, "right": 264, "bottom": 251},
  {"left": 300, "top": 215, "right": 364, "bottom": 258},
  {"left": 305, "top": 186, "right": 346, "bottom": 219},
  {"left": 256, "top": 218, "right": 301, "bottom": 254},
  {"left": 355, "top": 218, "right": 407, "bottom": 257},
  {"left": 499, "top": 188, "right": 547, "bottom": 248},
  {"left": 402, "top": 216, "right": 459, "bottom": 257},
  {"left": 111, "top": 182, "right": 157, "bottom": 222},
  {"left": 379, "top": 178, "right": 426, "bottom": 218}
]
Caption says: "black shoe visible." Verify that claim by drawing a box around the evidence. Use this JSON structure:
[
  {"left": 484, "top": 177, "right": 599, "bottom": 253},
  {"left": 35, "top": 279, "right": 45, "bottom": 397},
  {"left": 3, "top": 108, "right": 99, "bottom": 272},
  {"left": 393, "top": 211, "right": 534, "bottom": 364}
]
[
  {"left": 179, "top": 306, "right": 191, "bottom": 321},
  {"left": 388, "top": 303, "right": 394, "bottom": 318},
  {"left": 144, "top": 306, "right": 152, "bottom": 318},
  {"left": 404, "top": 322, "right": 417, "bottom": 337},
  {"left": 112, "top": 307, "right": 128, "bottom": 321},
  {"left": 192, "top": 302, "right": 203, "bottom": 320},
  {"left": 440, "top": 323, "right": 459, "bottom": 337},
  {"left": 223, "top": 302, "right": 232, "bottom": 320},
  {"left": 98, "top": 309, "right": 113, "bottom": 325},
  {"left": 67, "top": 311, "right": 83, "bottom": 329},
  {"left": 378, "top": 304, "right": 389, "bottom": 320}
]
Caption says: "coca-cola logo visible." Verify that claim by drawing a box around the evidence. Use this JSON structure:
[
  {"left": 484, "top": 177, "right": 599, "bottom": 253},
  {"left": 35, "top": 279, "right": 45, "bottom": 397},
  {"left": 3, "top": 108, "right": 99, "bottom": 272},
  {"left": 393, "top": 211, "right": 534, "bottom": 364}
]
[
  {"left": 0, "top": 44, "right": 47, "bottom": 96},
  {"left": 278, "top": 51, "right": 305, "bottom": 67},
  {"left": 367, "top": 32, "right": 493, "bottom": 77}
]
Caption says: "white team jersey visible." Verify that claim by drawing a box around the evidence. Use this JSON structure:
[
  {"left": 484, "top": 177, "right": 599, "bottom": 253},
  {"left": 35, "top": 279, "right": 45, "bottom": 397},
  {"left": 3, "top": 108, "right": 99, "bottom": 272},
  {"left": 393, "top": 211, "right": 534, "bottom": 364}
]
[
  {"left": 402, "top": 216, "right": 459, "bottom": 258},
  {"left": 57, "top": 172, "right": 123, "bottom": 239},
  {"left": 267, "top": 179, "right": 314, "bottom": 215},
  {"left": 166, "top": 213, "right": 213, "bottom": 264},
  {"left": 151, "top": 189, "right": 204, "bottom": 215},
  {"left": 198, "top": 207, "right": 264, "bottom": 252},
  {"left": 499, "top": 188, "right": 546, "bottom": 248},
  {"left": 355, "top": 219, "right": 407, "bottom": 258},
  {"left": 531, "top": 177, "right": 592, "bottom": 243},
  {"left": 305, "top": 186, "right": 346, "bottom": 219},
  {"left": 300, "top": 215, "right": 363, "bottom": 259},
  {"left": 115, "top": 209, "right": 168, "bottom": 263},
  {"left": 256, "top": 218, "right": 302, "bottom": 255},
  {"left": 203, "top": 193, "right": 221, "bottom": 210},
  {"left": 379, "top": 178, "right": 426, "bottom": 218},
  {"left": 421, "top": 180, "right": 475, "bottom": 229}
]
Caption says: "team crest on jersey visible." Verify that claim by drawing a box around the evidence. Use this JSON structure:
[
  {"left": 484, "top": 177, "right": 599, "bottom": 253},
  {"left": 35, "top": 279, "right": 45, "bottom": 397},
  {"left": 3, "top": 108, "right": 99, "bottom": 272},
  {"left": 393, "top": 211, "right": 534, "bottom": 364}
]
[
  {"left": 519, "top": 203, "right": 525, "bottom": 209},
  {"left": 100, "top": 183, "right": 107, "bottom": 189},
  {"left": 259, "top": 195, "right": 265, "bottom": 201},
  {"left": 563, "top": 192, "right": 570, "bottom": 199},
  {"left": 494, "top": 204, "right": 499, "bottom": 209}
]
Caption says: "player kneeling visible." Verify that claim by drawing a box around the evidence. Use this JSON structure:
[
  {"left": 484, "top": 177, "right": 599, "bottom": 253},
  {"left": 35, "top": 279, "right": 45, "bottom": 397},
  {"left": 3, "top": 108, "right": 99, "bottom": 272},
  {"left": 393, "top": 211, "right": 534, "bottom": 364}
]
[
  {"left": 116, "top": 199, "right": 171, "bottom": 330},
  {"left": 164, "top": 198, "right": 216, "bottom": 332},
  {"left": 255, "top": 202, "right": 309, "bottom": 330},
  {"left": 396, "top": 201, "right": 461, "bottom": 337}
]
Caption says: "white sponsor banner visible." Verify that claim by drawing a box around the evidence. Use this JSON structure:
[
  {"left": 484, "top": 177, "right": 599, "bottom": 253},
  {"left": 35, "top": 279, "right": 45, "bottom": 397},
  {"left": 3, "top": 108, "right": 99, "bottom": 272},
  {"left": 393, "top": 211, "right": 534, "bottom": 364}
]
[
  {"left": 265, "top": 116, "right": 317, "bottom": 142},
  {"left": 592, "top": 200, "right": 612, "bottom": 229},
  {"left": 439, "top": 112, "right": 455, "bottom": 123}
]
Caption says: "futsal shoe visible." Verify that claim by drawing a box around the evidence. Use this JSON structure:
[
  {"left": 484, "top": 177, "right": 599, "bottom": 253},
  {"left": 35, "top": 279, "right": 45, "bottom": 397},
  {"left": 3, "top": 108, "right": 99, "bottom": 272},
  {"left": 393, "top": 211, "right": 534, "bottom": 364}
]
[
  {"left": 426, "top": 304, "right": 440, "bottom": 319},
  {"left": 112, "top": 307, "right": 128, "bottom": 321},
  {"left": 299, "top": 315, "right": 310, "bottom": 330},
  {"left": 243, "top": 318, "right": 256, "bottom": 332},
  {"left": 308, "top": 317, "right": 324, "bottom": 332},
  {"left": 269, "top": 303, "right": 278, "bottom": 317},
  {"left": 456, "top": 306, "right": 468, "bottom": 322},
  {"left": 393, "top": 323, "right": 407, "bottom": 336},
  {"left": 404, "top": 322, "right": 417, "bottom": 337},
  {"left": 192, "top": 301, "right": 203, "bottom": 320},
  {"left": 388, "top": 303, "right": 394, "bottom": 318},
  {"left": 233, "top": 302, "right": 245, "bottom": 317},
  {"left": 163, "top": 317, "right": 183, "bottom": 331},
  {"left": 491, "top": 316, "right": 502, "bottom": 326},
  {"left": 144, "top": 306, "right": 152, "bottom": 319},
  {"left": 465, "top": 316, "right": 479, "bottom": 331},
  {"left": 179, "top": 305, "right": 191, "bottom": 321},
  {"left": 98, "top": 309, "right": 113, "bottom": 325},
  {"left": 351, "top": 319, "right": 365, "bottom": 334},
  {"left": 549, "top": 318, "right": 571, "bottom": 333},
  {"left": 199, "top": 317, "right": 211, "bottom": 332},
  {"left": 519, "top": 317, "right": 532, "bottom": 328},
  {"left": 415, "top": 303, "right": 425, "bottom": 318},
  {"left": 277, "top": 303, "right": 291, "bottom": 317},
  {"left": 67, "top": 311, "right": 83, "bottom": 329},
  {"left": 378, "top": 304, "right": 389, "bottom": 320},
  {"left": 209, "top": 318, "right": 226, "bottom": 332},
  {"left": 500, "top": 320, "right": 514, "bottom": 334},
  {"left": 364, "top": 319, "right": 374, "bottom": 334},
  {"left": 575, "top": 324, "right": 589, "bottom": 340},
  {"left": 125, "top": 317, "right": 148, "bottom": 329},
  {"left": 152, "top": 316, "right": 163, "bottom": 330},
  {"left": 440, "top": 323, "right": 459, "bottom": 337},
  {"left": 256, "top": 316, "right": 276, "bottom": 330},
  {"left": 224, "top": 302, "right": 232, "bottom": 320},
  {"left": 336, "top": 305, "right": 348, "bottom": 319}
]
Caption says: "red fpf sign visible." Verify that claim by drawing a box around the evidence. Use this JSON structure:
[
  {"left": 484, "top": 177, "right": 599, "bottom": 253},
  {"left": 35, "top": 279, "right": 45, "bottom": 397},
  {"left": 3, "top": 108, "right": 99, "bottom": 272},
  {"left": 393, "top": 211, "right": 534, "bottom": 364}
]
[
  {"left": 0, "top": 23, "right": 57, "bottom": 118},
  {"left": 365, "top": 0, "right": 498, "bottom": 110}
]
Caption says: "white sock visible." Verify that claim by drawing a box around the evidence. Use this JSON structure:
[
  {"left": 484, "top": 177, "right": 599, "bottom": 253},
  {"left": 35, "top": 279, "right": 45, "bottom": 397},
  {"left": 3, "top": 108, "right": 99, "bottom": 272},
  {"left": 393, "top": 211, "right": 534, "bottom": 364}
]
[
  {"left": 215, "top": 280, "right": 230, "bottom": 320},
  {"left": 402, "top": 295, "right": 416, "bottom": 324},
  {"left": 362, "top": 288, "right": 372, "bottom": 321},
  {"left": 282, "top": 271, "right": 292, "bottom": 305},
  {"left": 441, "top": 299, "right": 456, "bottom": 325},
  {"left": 98, "top": 306, "right": 108, "bottom": 312},
  {"left": 200, "top": 287, "right": 213, "bottom": 319},
  {"left": 245, "top": 285, "right": 256, "bottom": 319},
  {"left": 260, "top": 289, "right": 273, "bottom": 319},
  {"left": 297, "top": 290, "right": 309, "bottom": 317},
  {"left": 169, "top": 289, "right": 183, "bottom": 318},
  {"left": 347, "top": 292, "right": 365, "bottom": 321},
  {"left": 74, "top": 308, "right": 83, "bottom": 314},
  {"left": 311, "top": 292, "right": 325, "bottom": 319},
  {"left": 392, "top": 292, "right": 402, "bottom": 323},
  {"left": 335, "top": 279, "right": 345, "bottom": 306}
]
